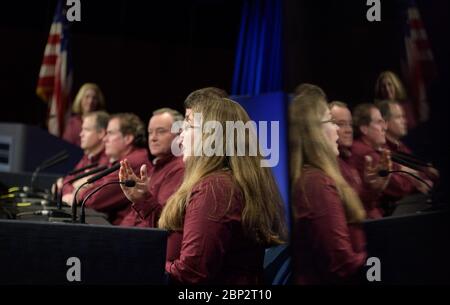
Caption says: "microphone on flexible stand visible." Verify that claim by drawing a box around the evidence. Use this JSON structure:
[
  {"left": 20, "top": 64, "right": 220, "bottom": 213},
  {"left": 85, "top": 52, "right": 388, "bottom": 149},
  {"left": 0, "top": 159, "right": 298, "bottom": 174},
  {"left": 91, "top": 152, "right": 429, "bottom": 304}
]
[
  {"left": 378, "top": 169, "right": 433, "bottom": 191},
  {"left": 57, "top": 165, "right": 107, "bottom": 209},
  {"left": 67, "top": 162, "right": 99, "bottom": 176},
  {"left": 378, "top": 169, "right": 435, "bottom": 211},
  {"left": 30, "top": 150, "right": 69, "bottom": 190},
  {"left": 79, "top": 179, "right": 136, "bottom": 224},
  {"left": 54, "top": 163, "right": 99, "bottom": 204},
  {"left": 391, "top": 151, "right": 430, "bottom": 167},
  {"left": 71, "top": 163, "right": 121, "bottom": 223}
]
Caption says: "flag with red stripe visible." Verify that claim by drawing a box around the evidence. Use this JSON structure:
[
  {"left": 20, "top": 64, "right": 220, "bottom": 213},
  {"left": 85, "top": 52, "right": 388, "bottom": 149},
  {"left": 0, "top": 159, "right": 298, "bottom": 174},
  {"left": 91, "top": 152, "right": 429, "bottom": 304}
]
[
  {"left": 402, "top": 0, "right": 436, "bottom": 123},
  {"left": 36, "top": 0, "right": 73, "bottom": 137}
]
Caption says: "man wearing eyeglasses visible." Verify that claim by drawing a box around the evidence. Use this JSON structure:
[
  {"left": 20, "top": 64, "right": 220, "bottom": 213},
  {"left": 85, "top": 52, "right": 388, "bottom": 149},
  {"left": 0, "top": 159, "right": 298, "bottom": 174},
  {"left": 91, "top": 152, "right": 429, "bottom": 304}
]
[
  {"left": 350, "top": 103, "right": 418, "bottom": 218},
  {"left": 330, "top": 101, "right": 362, "bottom": 185},
  {"left": 376, "top": 99, "right": 439, "bottom": 190},
  {"left": 330, "top": 101, "right": 390, "bottom": 220},
  {"left": 120, "top": 108, "right": 185, "bottom": 227}
]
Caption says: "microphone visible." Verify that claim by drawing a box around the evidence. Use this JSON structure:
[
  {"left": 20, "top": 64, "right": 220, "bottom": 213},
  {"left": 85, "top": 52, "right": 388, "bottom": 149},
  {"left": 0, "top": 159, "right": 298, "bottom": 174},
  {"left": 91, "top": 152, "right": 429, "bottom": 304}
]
[
  {"left": 87, "top": 163, "right": 121, "bottom": 184},
  {"left": 378, "top": 169, "right": 433, "bottom": 191},
  {"left": 390, "top": 154, "right": 424, "bottom": 172},
  {"left": 391, "top": 151, "right": 430, "bottom": 167},
  {"left": 71, "top": 163, "right": 120, "bottom": 223},
  {"left": 53, "top": 162, "right": 99, "bottom": 205},
  {"left": 67, "top": 162, "right": 99, "bottom": 176},
  {"left": 66, "top": 165, "right": 108, "bottom": 184},
  {"left": 30, "top": 150, "right": 70, "bottom": 189},
  {"left": 79, "top": 180, "right": 136, "bottom": 224},
  {"left": 41, "top": 150, "right": 69, "bottom": 165},
  {"left": 58, "top": 165, "right": 107, "bottom": 209},
  {"left": 390, "top": 151, "right": 431, "bottom": 171}
]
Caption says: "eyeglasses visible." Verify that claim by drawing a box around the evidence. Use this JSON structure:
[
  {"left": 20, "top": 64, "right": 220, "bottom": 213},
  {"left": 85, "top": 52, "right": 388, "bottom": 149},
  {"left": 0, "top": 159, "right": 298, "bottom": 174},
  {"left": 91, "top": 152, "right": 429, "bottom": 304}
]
[
  {"left": 148, "top": 128, "right": 170, "bottom": 137},
  {"left": 320, "top": 118, "right": 338, "bottom": 126},
  {"left": 106, "top": 129, "right": 122, "bottom": 136},
  {"left": 335, "top": 121, "right": 353, "bottom": 128}
]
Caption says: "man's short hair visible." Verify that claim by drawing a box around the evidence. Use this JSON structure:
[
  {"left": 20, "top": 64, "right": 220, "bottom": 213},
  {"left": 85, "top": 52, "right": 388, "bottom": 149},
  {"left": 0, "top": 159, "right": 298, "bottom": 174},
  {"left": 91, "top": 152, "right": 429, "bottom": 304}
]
[
  {"left": 110, "top": 113, "right": 147, "bottom": 148},
  {"left": 329, "top": 101, "right": 348, "bottom": 110},
  {"left": 83, "top": 111, "right": 110, "bottom": 131},
  {"left": 294, "top": 83, "right": 327, "bottom": 99},
  {"left": 375, "top": 99, "right": 400, "bottom": 121},
  {"left": 352, "top": 103, "right": 377, "bottom": 138},
  {"left": 184, "top": 87, "right": 228, "bottom": 109},
  {"left": 152, "top": 107, "right": 184, "bottom": 123}
]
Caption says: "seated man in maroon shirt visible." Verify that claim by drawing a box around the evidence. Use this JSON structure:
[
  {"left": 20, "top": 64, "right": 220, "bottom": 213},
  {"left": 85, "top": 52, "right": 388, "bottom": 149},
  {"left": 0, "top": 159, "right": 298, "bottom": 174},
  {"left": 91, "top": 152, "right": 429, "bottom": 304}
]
[
  {"left": 377, "top": 99, "right": 439, "bottom": 189},
  {"left": 330, "top": 101, "right": 390, "bottom": 219},
  {"left": 119, "top": 108, "right": 185, "bottom": 227},
  {"left": 64, "top": 113, "right": 151, "bottom": 226},
  {"left": 57, "top": 111, "right": 110, "bottom": 197},
  {"left": 350, "top": 103, "right": 418, "bottom": 218}
]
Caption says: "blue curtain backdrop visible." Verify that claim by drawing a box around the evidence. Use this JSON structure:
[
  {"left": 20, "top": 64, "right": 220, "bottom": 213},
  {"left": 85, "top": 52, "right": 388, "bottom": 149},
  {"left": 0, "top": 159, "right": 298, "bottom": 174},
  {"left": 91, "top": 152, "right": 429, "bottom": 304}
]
[
  {"left": 232, "top": 0, "right": 283, "bottom": 96},
  {"left": 233, "top": 92, "right": 290, "bottom": 225},
  {"left": 232, "top": 0, "right": 288, "bottom": 224}
]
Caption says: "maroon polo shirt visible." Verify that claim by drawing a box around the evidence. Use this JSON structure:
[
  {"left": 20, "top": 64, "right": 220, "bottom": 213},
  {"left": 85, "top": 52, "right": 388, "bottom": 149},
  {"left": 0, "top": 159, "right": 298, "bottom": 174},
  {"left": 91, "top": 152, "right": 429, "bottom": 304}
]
[
  {"left": 292, "top": 166, "right": 367, "bottom": 284},
  {"left": 79, "top": 147, "right": 152, "bottom": 225},
  {"left": 385, "top": 137, "right": 413, "bottom": 155},
  {"left": 339, "top": 149, "right": 383, "bottom": 219},
  {"left": 165, "top": 171, "right": 265, "bottom": 284},
  {"left": 120, "top": 155, "right": 184, "bottom": 227},
  {"left": 350, "top": 139, "right": 417, "bottom": 218},
  {"left": 62, "top": 149, "right": 110, "bottom": 196}
]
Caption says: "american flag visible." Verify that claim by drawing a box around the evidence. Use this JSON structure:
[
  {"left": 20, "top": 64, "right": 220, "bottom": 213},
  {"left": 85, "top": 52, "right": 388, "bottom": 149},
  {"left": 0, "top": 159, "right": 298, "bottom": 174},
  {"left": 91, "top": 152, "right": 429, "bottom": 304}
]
[
  {"left": 402, "top": 0, "right": 436, "bottom": 123},
  {"left": 36, "top": 0, "right": 73, "bottom": 137}
]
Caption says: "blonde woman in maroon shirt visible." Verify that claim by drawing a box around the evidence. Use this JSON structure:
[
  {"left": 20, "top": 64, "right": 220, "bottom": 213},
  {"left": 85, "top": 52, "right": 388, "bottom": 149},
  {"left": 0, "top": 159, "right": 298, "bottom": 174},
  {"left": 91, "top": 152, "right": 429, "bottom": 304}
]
[
  {"left": 121, "top": 97, "right": 287, "bottom": 284},
  {"left": 63, "top": 83, "right": 106, "bottom": 146},
  {"left": 289, "top": 92, "right": 367, "bottom": 284}
]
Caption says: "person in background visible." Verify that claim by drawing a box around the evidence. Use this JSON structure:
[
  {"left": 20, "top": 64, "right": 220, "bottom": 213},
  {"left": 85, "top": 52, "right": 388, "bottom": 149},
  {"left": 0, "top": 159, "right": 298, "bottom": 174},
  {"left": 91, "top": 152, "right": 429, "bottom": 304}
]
[
  {"left": 350, "top": 103, "right": 420, "bottom": 217},
  {"left": 64, "top": 113, "right": 151, "bottom": 226},
  {"left": 119, "top": 108, "right": 185, "bottom": 228},
  {"left": 329, "top": 101, "right": 390, "bottom": 219},
  {"left": 63, "top": 83, "right": 106, "bottom": 146},
  {"left": 289, "top": 93, "right": 367, "bottom": 284},
  {"left": 374, "top": 70, "right": 419, "bottom": 130},
  {"left": 376, "top": 99, "right": 438, "bottom": 189},
  {"left": 56, "top": 111, "right": 110, "bottom": 197}
]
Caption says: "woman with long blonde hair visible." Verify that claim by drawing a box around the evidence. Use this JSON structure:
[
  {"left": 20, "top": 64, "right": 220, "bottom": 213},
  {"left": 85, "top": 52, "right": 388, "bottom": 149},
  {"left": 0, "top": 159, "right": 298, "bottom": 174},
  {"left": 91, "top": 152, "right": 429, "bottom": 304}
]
[
  {"left": 374, "top": 70, "right": 419, "bottom": 129},
  {"left": 63, "top": 83, "right": 106, "bottom": 146},
  {"left": 289, "top": 92, "right": 367, "bottom": 284},
  {"left": 156, "top": 97, "right": 287, "bottom": 284}
]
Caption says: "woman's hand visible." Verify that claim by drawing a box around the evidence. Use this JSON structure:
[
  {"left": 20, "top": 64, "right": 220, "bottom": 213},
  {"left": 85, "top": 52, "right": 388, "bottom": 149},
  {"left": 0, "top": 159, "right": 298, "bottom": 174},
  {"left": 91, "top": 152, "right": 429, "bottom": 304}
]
[
  {"left": 119, "top": 159, "right": 150, "bottom": 204},
  {"left": 364, "top": 149, "right": 391, "bottom": 192}
]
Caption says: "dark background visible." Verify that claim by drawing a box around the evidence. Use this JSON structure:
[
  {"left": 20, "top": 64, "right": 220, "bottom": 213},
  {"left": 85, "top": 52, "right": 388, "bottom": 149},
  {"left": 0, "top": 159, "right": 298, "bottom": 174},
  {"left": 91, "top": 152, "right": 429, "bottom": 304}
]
[{"left": 0, "top": 0, "right": 449, "bottom": 197}]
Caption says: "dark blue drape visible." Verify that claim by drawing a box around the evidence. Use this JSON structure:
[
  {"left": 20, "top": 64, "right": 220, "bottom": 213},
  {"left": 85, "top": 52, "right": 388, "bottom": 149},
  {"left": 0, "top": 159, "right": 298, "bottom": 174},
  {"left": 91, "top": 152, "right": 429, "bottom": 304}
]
[
  {"left": 233, "top": 92, "right": 290, "bottom": 226},
  {"left": 232, "top": 0, "right": 283, "bottom": 96}
]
